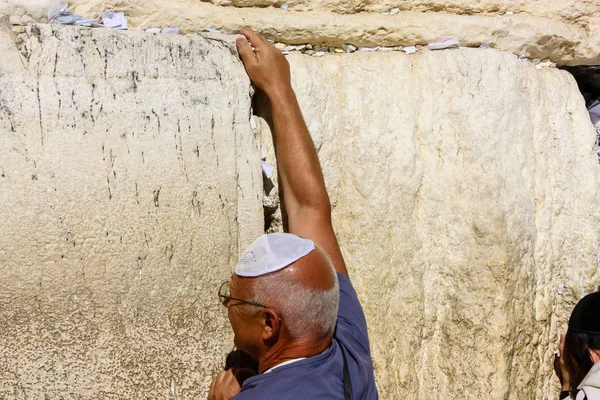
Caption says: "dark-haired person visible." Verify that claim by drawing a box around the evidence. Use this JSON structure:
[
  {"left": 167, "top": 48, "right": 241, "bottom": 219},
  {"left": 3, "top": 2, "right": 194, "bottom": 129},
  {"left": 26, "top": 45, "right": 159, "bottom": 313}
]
[{"left": 555, "top": 291, "right": 600, "bottom": 399}]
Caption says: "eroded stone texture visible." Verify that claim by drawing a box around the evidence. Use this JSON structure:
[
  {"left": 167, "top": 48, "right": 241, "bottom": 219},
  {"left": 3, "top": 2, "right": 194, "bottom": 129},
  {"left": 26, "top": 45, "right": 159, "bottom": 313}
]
[
  {"left": 1, "top": 0, "right": 599, "bottom": 65},
  {"left": 1, "top": 18, "right": 600, "bottom": 400},
  {"left": 184, "top": 0, "right": 600, "bottom": 19},
  {"left": 258, "top": 50, "right": 600, "bottom": 399},
  {"left": 0, "top": 24, "right": 262, "bottom": 398}
]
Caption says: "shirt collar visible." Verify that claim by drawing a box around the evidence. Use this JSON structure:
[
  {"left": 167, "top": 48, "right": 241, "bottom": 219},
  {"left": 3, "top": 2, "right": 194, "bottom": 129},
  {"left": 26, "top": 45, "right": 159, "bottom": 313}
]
[{"left": 264, "top": 357, "right": 307, "bottom": 374}]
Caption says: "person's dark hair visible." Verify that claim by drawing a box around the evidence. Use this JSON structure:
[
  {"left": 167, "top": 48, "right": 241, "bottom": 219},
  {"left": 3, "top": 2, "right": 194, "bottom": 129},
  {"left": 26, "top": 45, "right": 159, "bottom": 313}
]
[
  {"left": 564, "top": 330, "right": 600, "bottom": 388},
  {"left": 564, "top": 291, "right": 600, "bottom": 388}
]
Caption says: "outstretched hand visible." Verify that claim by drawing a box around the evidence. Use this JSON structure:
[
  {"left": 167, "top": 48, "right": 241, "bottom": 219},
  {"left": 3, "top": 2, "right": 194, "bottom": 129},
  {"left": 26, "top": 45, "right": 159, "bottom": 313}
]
[{"left": 235, "top": 28, "right": 292, "bottom": 99}]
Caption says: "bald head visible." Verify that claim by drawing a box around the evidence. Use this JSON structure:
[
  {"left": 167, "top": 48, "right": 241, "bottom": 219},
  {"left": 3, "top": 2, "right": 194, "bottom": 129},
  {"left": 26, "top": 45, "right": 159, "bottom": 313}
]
[
  {"left": 271, "top": 246, "right": 337, "bottom": 291},
  {"left": 234, "top": 246, "right": 339, "bottom": 343}
]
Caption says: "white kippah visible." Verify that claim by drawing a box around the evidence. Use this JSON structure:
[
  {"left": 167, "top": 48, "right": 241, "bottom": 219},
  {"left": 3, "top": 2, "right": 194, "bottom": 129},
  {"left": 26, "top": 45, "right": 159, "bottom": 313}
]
[{"left": 235, "top": 233, "right": 315, "bottom": 277}]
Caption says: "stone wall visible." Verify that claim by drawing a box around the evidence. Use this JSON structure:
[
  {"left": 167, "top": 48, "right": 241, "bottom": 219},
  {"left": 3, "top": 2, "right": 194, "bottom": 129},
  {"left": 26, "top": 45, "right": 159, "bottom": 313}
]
[
  {"left": 259, "top": 50, "right": 600, "bottom": 398},
  {"left": 1, "top": 0, "right": 600, "bottom": 65},
  {"left": 0, "top": 2, "right": 599, "bottom": 399},
  {"left": 0, "top": 24, "right": 262, "bottom": 398}
]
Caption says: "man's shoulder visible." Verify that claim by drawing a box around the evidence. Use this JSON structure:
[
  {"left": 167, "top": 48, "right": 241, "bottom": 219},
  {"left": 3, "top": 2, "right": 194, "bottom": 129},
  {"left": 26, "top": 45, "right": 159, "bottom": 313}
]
[{"left": 336, "top": 272, "right": 371, "bottom": 348}]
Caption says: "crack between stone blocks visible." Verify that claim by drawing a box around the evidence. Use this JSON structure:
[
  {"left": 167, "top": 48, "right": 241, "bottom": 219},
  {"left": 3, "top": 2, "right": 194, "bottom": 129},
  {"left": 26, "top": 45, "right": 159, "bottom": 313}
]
[{"left": 36, "top": 78, "right": 44, "bottom": 146}]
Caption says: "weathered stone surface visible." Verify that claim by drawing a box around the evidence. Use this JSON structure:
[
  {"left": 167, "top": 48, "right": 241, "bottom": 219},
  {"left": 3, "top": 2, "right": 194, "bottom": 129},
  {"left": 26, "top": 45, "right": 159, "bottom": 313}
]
[
  {"left": 0, "top": 24, "right": 262, "bottom": 398},
  {"left": 258, "top": 50, "right": 600, "bottom": 399},
  {"left": 1, "top": 18, "right": 600, "bottom": 400},
  {"left": 1, "top": 0, "right": 599, "bottom": 66},
  {"left": 178, "top": 0, "right": 600, "bottom": 19}
]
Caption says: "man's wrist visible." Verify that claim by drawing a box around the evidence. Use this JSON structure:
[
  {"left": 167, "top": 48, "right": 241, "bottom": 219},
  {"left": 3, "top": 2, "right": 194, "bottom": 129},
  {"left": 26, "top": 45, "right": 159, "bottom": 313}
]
[{"left": 266, "top": 84, "right": 296, "bottom": 104}]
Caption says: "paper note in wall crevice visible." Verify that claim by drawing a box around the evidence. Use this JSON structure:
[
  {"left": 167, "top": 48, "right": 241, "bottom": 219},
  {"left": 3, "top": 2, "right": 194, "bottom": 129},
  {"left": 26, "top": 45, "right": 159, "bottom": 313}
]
[
  {"left": 102, "top": 11, "right": 128, "bottom": 29},
  {"left": 48, "top": 4, "right": 83, "bottom": 25},
  {"left": 358, "top": 46, "right": 380, "bottom": 52},
  {"left": 428, "top": 37, "right": 460, "bottom": 50},
  {"left": 162, "top": 27, "right": 180, "bottom": 34},
  {"left": 342, "top": 44, "right": 357, "bottom": 53},
  {"left": 75, "top": 19, "right": 100, "bottom": 26},
  {"left": 262, "top": 161, "right": 275, "bottom": 178}
]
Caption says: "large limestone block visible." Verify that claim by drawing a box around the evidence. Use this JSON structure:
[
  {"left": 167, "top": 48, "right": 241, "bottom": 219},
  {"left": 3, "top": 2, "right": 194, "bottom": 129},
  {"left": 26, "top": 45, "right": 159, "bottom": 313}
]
[
  {"left": 258, "top": 49, "right": 600, "bottom": 399},
  {"left": 177, "top": 0, "right": 599, "bottom": 19},
  {"left": 0, "top": 24, "right": 262, "bottom": 397},
  {"left": 1, "top": 0, "right": 599, "bottom": 66}
]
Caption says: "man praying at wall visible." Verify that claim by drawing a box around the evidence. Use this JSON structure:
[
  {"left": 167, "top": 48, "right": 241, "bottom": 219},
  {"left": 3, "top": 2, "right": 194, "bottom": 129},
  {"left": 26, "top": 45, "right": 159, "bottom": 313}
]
[{"left": 207, "top": 29, "right": 378, "bottom": 400}]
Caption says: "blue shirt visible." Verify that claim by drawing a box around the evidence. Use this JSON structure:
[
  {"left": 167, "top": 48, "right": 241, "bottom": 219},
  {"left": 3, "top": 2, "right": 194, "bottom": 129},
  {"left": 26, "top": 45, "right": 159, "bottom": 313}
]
[{"left": 233, "top": 273, "right": 378, "bottom": 400}]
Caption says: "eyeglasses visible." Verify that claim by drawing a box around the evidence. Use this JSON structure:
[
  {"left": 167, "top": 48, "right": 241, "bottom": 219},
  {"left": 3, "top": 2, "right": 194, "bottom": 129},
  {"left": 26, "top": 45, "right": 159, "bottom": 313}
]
[{"left": 218, "top": 280, "right": 268, "bottom": 309}]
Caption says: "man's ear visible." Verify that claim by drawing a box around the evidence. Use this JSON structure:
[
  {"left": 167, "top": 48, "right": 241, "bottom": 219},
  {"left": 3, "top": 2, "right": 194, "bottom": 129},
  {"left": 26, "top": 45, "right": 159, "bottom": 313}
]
[
  {"left": 589, "top": 348, "right": 600, "bottom": 364},
  {"left": 261, "top": 309, "right": 281, "bottom": 345}
]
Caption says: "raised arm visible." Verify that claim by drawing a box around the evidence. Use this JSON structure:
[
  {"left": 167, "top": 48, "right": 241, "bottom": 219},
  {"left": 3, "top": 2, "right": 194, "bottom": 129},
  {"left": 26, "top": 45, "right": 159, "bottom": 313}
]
[{"left": 236, "top": 29, "right": 348, "bottom": 277}]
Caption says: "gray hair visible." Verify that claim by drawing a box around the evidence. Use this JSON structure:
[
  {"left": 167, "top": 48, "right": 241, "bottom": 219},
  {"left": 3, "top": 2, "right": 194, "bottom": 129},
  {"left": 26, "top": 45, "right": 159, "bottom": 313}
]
[{"left": 251, "top": 248, "right": 339, "bottom": 340}]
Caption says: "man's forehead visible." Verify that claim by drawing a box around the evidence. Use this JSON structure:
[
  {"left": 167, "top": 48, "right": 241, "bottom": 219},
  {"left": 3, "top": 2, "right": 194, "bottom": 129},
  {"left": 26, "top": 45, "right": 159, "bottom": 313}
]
[{"left": 230, "top": 273, "right": 251, "bottom": 294}]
